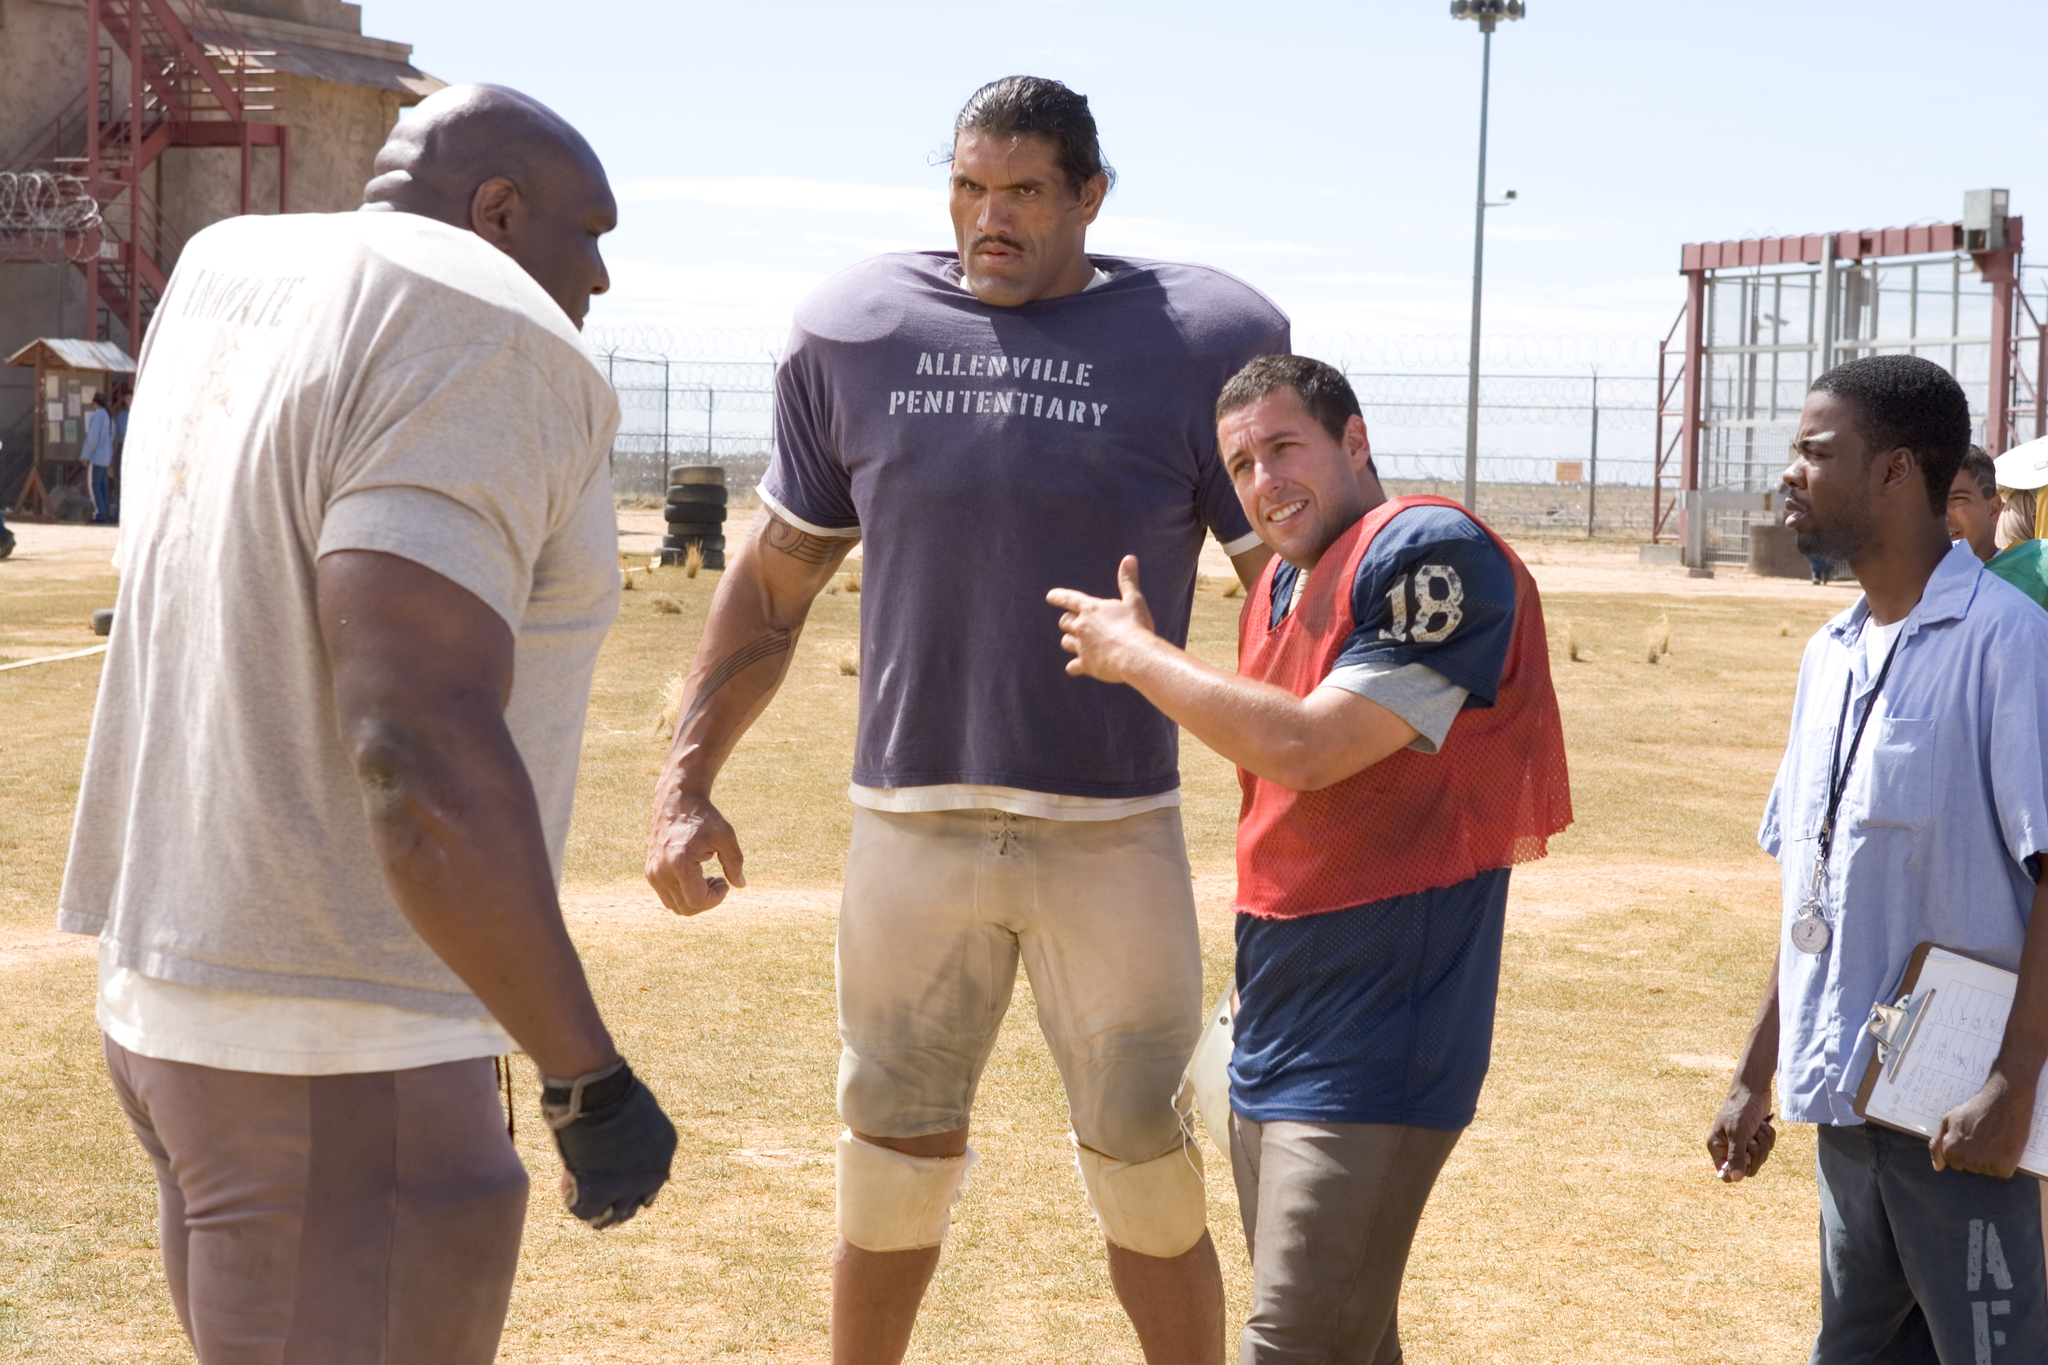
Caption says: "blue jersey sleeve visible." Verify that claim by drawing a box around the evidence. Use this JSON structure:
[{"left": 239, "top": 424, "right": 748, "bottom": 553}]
[
  {"left": 1338, "top": 505, "right": 1516, "bottom": 706},
  {"left": 759, "top": 332, "right": 860, "bottom": 534}
]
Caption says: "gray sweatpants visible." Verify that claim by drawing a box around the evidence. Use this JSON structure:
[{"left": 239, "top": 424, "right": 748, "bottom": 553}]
[
  {"left": 1813, "top": 1122, "right": 2047, "bottom": 1365},
  {"left": 105, "top": 1038, "right": 529, "bottom": 1365},
  {"left": 1230, "top": 1114, "right": 1462, "bottom": 1365}
]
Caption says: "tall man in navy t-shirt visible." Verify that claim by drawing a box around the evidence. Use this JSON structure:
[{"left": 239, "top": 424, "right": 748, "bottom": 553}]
[
  {"left": 1053, "top": 356, "right": 1571, "bottom": 1364},
  {"left": 646, "top": 76, "right": 1286, "bottom": 1365}
]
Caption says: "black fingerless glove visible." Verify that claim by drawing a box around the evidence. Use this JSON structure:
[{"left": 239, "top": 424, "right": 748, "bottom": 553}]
[{"left": 540, "top": 1058, "right": 677, "bottom": 1230}]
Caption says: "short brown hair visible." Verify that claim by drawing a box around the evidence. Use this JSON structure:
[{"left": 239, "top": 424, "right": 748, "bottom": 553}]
[
  {"left": 1958, "top": 445, "right": 1997, "bottom": 500},
  {"left": 1216, "top": 355, "right": 1360, "bottom": 442}
]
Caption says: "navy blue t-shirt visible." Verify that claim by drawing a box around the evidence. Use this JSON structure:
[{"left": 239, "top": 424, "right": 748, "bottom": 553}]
[
  {"left": 1233, "top": 502, "right": 1517, "bottom": 1128},
  {"left": 763, "top": 250, "right": 1288, "bottom": 797},
  {"left": 1267, "top": 504, "right": 1515, "bottom": 706}
]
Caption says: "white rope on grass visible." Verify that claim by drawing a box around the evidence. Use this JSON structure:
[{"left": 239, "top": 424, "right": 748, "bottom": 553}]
[{"left": 0, "top": 644, "right": 109, "bottom": 672}]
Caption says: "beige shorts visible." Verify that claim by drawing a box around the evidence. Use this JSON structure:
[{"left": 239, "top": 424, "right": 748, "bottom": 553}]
[{"left": 836, "top": 805, "right": 1205, "bottom": 1163}]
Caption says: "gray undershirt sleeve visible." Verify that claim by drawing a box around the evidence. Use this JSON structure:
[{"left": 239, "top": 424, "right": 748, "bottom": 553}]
[{"left": 1316, "top": 661, "right": 1470, "bottom": 755}]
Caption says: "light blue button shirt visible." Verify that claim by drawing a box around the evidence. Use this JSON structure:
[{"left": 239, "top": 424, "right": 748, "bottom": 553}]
[
  {"left": 1760, "top": 542, "right": 2048, "bottom": 1125},
  {"left": 82, "top": 407, "right": 114, "bottom": 467}
]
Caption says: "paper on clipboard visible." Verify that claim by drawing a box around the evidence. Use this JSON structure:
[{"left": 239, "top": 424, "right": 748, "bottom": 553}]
[{"left": 1854, "top": 942, "right": 2048, "bottom": 1179}]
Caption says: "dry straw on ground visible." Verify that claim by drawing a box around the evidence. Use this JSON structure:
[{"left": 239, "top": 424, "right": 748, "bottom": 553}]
[
  {"left": 684, "top": 543, "right": 705, "bottom": 578},
  {"left": 0, "top": 541, "right": 1846, "bottom": 1363},
  {"left": 1644, "top": 613, "right": 1672, "bottom": 663}
]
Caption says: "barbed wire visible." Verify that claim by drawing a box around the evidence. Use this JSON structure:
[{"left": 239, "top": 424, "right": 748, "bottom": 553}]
[
  {"left": 0, "top": 171, "right": 102, "bottom": 261},
  {"left": 586, "top": 324, "right": 785, "bottom": 360},
  {"left": 1302, "top": 332, "right": 1659, "bottom": 372},
  {"left": 586, "top": 324, "right": 1666, "bottom": 375}
]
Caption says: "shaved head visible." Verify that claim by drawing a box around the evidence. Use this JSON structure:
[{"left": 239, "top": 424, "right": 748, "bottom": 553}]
[{"left": 362, "top": 84, "right": 616, "bottom": 327}]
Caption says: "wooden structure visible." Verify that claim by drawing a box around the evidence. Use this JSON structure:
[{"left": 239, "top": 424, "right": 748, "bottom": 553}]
[{"left": 5, "top": 337, "right": 136, "bottom": 519}]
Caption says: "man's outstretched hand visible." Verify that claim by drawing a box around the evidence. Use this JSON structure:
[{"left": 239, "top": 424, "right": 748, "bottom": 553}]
[{"left": 1048, "top": 556, "right": 1159, "bottom": 685}]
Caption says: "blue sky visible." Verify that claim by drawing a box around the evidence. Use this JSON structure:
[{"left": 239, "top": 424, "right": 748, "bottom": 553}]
[{"left": 365, "top": 1, "right": 2048, "bottom": 365}]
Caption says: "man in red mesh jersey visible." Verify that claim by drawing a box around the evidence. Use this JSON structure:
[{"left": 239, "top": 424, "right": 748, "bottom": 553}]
[{"left": 1050, "top": 354, "right": 1571, "bottom": 1364}]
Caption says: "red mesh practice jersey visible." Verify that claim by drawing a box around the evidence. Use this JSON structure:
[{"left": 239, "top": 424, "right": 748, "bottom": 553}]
[{"left": 1234, "top": 496, "right": 1572, "bottom": 919}]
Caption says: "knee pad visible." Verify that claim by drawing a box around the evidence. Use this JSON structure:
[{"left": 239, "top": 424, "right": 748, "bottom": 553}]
[
  {"left": 1072, "top": 1134, "right": 1207, "bottom": 1259},
  {"left": 835, "top": 1131, "right": 977, "bottom": 1252}
]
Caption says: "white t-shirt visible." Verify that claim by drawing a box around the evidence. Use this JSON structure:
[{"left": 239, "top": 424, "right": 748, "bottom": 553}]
[
  {"left": 1865, "top": 614, "right": 1906, "bottom": 672},
  {"left": 60, "top": 210, "right": 621, "bottom": 1074}
]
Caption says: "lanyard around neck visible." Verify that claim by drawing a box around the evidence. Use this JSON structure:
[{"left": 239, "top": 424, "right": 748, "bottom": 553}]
[{"left": 1818, "top": 623, "right": 1906, "bottom": 865}]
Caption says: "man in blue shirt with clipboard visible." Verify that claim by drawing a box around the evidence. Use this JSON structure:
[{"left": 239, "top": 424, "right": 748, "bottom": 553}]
[{"left": 1708, "top": 354, "right": 2048, "bottom": 1362}]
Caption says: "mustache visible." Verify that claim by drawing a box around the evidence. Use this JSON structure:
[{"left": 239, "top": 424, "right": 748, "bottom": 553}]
[{"left": 970, "top": 234, "right": 1028, "bottom": 256}]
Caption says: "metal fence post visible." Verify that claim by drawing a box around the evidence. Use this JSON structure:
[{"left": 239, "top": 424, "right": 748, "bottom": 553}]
[{"left": 1585, "top": 367, "right": 1599, "bottom": 538}]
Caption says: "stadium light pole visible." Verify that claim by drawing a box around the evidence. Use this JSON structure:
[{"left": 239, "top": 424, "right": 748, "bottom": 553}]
[{"left": 1451, "top": 0, "right": 1524, "bottom": 512}]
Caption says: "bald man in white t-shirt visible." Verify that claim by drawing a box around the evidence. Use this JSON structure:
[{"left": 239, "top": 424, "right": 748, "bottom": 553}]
[{"left": 59, "top": 86, "right": 674, "bottom": 1364}]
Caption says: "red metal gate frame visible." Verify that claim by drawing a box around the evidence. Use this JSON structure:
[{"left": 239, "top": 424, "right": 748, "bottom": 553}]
[{"left": 1652, "top": 219, "right": 2035, "bottom": 544}]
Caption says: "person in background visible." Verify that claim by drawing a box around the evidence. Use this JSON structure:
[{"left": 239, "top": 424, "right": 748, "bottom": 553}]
[
  {"left": 110, "top": 390, "right": 129, "bottom": 523},
  {"left": 1987, "top": 442, "right": 2048, "bottom": 609},
  {"left": 82, "top": 393, "right": 114, "bottom": 525},
  {"left": 1945, "top": 444, "right": 2001, "bottom": 562},
  {"left": 0, "top": 435, "right": 13, "bottom": 560}
]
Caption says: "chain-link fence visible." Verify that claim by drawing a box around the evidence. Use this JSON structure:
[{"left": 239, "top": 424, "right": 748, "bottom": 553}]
[{"left": 587, "top": 327, "right": 1663, "bottom": 538}]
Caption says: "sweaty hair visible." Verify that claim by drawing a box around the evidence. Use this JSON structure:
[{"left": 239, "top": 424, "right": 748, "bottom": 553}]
[
  {"left": 1217, "top": 355, "right": 1362, "bottom": 443},
  {"left": 954, "top": 76, "right": 1115, "bottom": 195},
  {"left": 1810, "top": 354, "right": 1971, "bottom": 516},
  {"left": 1958, "top": 444, "right": 1997, "bottom": 500}
]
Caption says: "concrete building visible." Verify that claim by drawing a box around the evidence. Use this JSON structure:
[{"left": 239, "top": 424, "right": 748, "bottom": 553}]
[{"left": 0, "top": 0, "right": 440, "bottom": 506}]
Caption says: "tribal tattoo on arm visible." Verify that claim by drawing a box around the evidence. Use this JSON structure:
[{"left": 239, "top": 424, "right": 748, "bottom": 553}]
[
  {"left": 680, "top": 629, "right": 793, "bottom": 731},
  {"left": 673, "top": 513, "right": 852, "bottom": 736},
  {"left": 762, "top": 516, "right": 850, "bottom": 566}
]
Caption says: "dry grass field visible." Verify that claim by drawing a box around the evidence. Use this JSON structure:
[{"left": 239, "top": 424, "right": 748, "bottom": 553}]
[{"left": 0, "top": 524, "right": 1859, "bottom": 1363}]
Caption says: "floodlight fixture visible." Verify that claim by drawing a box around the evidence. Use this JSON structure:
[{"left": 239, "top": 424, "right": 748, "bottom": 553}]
[
  {"left": 1450, "top": 0, "right": 1524, "bottom": 35},
  {"left": 1452, "top": 0, "right": 1525, "bottom": 511}
]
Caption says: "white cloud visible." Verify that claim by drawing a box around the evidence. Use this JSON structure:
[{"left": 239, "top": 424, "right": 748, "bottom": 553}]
[
  {"left": 1290, "top": 272, "right": 1432, "bottom": 286},
  {"left": 1089, "top": 213, "right": 1316, "bottom": 258},
  {"left": 589, "top": 257, "right": 829, "bottom": 331},
  {"left": 616, "top": 177, "right": 944, "bottom": 217}
]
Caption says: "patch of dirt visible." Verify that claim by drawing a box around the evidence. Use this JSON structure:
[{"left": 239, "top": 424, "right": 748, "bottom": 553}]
[
  {"left": 0, "top": 932, "right": 93, "bottom": 971},
  {"left": 1512, "top": 537, "right": 1863, "bottom": 602},
  {"left": 728, "top": 1147, "right": 824, "bottom": 1171},
  {"left": 560, "top": 880, "right": 839, "bottom": 928},
  {"left": 0, "top": 522, "right": 121, "bottom": 582},
  {"left": 1505, "top": 855, "right": 1780, "bottom": 927}
]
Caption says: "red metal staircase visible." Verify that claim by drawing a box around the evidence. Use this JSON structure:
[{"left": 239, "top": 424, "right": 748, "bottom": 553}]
[{"left": 0, "top": 0, "right": 286, "bottom": 348}]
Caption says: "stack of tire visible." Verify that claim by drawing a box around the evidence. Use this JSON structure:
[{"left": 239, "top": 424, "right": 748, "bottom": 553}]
[{"left": 663, "top": 465, "right": 726, "bottom": 569}]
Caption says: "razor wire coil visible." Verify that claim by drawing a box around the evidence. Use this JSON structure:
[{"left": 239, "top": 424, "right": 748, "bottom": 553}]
[{"left": 0, "top": 171, "right": 103, "bottom": 261}]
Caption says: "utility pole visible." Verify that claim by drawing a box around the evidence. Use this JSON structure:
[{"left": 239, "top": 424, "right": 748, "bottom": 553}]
[{"left": 1451, "top": 0, "right": 1524, "bottom": 512}]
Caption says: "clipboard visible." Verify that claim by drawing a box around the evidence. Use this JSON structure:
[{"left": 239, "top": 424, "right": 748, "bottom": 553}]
[{"left": 1853, "top": 941, "right": 2048, "bottom": 1179}]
